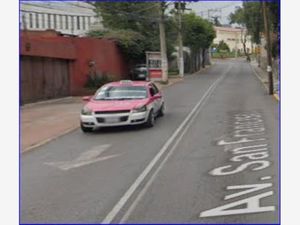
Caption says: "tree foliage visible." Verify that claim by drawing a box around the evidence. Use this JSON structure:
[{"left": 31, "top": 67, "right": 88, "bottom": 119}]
[
  {"left": 229, "top": 3, "right": 262, "bottom": 44},
  {"left": 89, "top": 2, "right": 177, "bottom": 64},
  {"left": 182, "top": 12, "right": 215, "bottom": 50},
  {"left": 181, "top": 12, "right": 215, "bottom": 70},
  {"left": 217, "top": 40, "right": 230, "bottom": 52},
  {"left": 88, "top": 29, "right": 146, "bottom": 62},
  {"left": 229, "top": 1, "right": 279, "bottom": 57}
]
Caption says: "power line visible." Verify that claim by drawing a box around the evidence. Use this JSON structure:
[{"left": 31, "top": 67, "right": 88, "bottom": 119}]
[{"left": 195, "top": 2, "right": 241, "bottom": 15}]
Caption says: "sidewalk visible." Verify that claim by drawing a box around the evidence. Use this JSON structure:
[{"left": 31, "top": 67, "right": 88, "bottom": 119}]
[
  {"left": 21, "top": 77, "right": 183, "bottom": 153},
  {"left": 21, "top": 97, "right": 84, "bottom": 153},
  {"left": 250, "top": 60, "right": 279, "bottom": 101}
]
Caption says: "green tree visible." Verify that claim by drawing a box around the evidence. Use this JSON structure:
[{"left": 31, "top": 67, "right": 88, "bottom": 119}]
[
  {"left": 218, "top": 40, "right": 230, "bottom": 52},
  {"left": 182, "top": 12, "right": 215, "bottom": 70},
  {"left": 266, "top": 2, "right": 279, "bottom": 58},
  {"left": 229, "top": 6, "right": 250, "bottom": 60},
  {"left": 229, "top": 2, "right": 279, "bottom": 58},
  {"left": 90, "top": 2, "right": 177, "bottom": 65},
  {"left": 88, "top": 29, "right": 146, "bottom": 62}
]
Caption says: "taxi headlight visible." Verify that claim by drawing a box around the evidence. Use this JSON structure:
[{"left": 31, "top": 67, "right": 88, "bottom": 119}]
[
  {"left": 81, "top": 106, "right": 92, "bottom": 115},
  {"left": 132, "top": 105, "right": 147, "bottom": 113}
]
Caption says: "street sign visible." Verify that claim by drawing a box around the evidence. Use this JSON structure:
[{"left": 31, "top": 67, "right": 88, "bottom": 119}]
[{"left": 146, "top": 51, "right": 162, "bottom": 81}]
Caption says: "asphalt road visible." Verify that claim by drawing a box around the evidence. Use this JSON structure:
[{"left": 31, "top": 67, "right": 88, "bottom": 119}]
[{"left": 21, "top": 59, "right": 279, "bottom": 224}]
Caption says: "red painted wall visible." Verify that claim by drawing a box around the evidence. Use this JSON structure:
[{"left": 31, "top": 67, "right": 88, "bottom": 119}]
[
  {"left": 71, "top": 37, "right": 128, "bottom": 95},
  {"left": 20, "top": 31, "right": 129, "bottom": 95}
]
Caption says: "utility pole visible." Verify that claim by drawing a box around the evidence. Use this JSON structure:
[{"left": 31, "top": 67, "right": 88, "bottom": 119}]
[
  {"left": 177, "top": 1, "right": 184, "bottom": 77},
  {"left": 158, "top": 2, "right": 168, "bottom": 83},
  {"left": 262, "top": 1, "right": 274, "bottom": 95}
]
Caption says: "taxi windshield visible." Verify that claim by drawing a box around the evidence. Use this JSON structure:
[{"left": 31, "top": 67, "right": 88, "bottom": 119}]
[{"left": 94, "top": 86, "right": 148, "bottom": 100}]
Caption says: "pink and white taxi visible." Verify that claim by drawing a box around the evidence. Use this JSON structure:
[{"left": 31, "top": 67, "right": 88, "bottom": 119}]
[{"left": 80, "top": 80, "right": 165, "bottom": 132}]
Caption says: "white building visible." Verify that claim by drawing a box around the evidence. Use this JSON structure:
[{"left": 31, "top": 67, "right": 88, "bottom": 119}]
[
  {"left": 213, "top": 26, "right": 253, "bottom": 53},
  {"left": 20, "top": 1, "right": 103, "bottom": 36}
]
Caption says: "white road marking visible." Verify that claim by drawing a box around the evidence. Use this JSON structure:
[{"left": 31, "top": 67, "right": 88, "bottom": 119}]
[
  {"left": 44, "top": 144, "right": 118, "bottom": 171},
  {"left": 217, "top": 137, "right": 266, "bottom": 146},
  {"left": 224, "top": 183, "right": 272, "bottom": 200},
  {"left": 209, "top": 160, "right": 270, "bottom": 176},
  {"left": 230, "top": 151, "right": 269, "bottom": 162},
  {"left": 230, "top": 144, "right": 268, "bottom": 154},
  {"left": 101, "top": 65, "right": 233, "bottom": 224},
  {"left": 203, "top": 111, "right": 276, "bottom": 218},
  {"left": 260, "top": 176, "right": 272, "bottom": 180},
  {"left": 200, "top": 191, "right": 275, "bottom": 217}
]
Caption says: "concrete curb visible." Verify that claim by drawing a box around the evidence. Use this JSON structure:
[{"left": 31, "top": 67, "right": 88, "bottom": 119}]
[
  {"left": 154, "top": 76, "right": 183, "bottom": 90},
  {"left": 194, "top": 63, "right": 214, "bottom": 74},
  {"left": 22, "top": 125, "right": 79, "bottom": 154},
  {"left": 21, "top": 96, "right": 74, "bottom": 109},
  {"left": 250, "top": 63, "right": 279, "bottom": 102},
  {"left": 154, "top": 64, "right": 213, "bottom": 89}
]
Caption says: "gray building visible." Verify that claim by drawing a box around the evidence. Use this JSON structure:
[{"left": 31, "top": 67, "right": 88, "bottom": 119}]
[{"left": 20, "top": 1, "right": 103, "bottom": 36}]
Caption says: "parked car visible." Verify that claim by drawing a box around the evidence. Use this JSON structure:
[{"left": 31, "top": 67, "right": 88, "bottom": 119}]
[
  {"left": 130, "top": 64, "right": 148, "bottom": 80},
  {"left": 80, "top": 80, "right": 165, "bottom": 132}
]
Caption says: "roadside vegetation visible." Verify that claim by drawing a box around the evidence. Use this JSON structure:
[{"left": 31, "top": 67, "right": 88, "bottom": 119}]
[
  {"left": 229, "top": 2, "right": 279, "bottom": 59},
  {"left": 88, "top": 2, "right": 215, "bottom": 74}
]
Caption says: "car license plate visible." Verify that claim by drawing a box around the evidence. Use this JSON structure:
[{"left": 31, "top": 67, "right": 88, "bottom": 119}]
[
  {"left": 105, "top": 117, "right": 120, "bottom": 123},
  {"left": 138, "top": 74, "right": 145, "bottom": 78}
]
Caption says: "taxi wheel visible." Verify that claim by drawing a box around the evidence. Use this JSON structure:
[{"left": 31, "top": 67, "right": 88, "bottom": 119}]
[
  {"left": 158, "top": 103, "right": 165, "bottom": 117},
  {"left": 145, "top": 110, "right": 155, "bottom": 128}
]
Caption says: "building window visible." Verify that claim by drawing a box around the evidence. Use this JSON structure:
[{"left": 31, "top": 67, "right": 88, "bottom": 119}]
[
  {"left": 77, "top": 16, "right": 80, "bottom": 30},
  {"left": 82, "top": 16, "right": 86, "bottom": 30},
  {"left": 29, "top": 13, "right": 33, "bottom": 28},
  {"left": 22, "top": 13, "right": 29, "bottom": 29},
  {"left": 87, "top": 17, "right": 91, "bottom": 27},
  {"left": 21, "top": 13, "right": 25, "bottom": 29},
  {"left": 65, "top": 16, "right": 68, "bottom": 29},
  {"left": 59, "top": 15, "right": 63, "bottom": 29},
  {"left": 47, "top": 14, "right": 51, "bottom": 28},
  {"left": 71, "top": 16, "right": 74, "bottom": 32},
  {"left": 35, "top": 13, "right": 39, "bottom": 28},
  {"left": 53, "top": 14, "right": 57, "bottom": 29},
  {"left": 41, "top": 14, "right": 45, "bottom": 28}
]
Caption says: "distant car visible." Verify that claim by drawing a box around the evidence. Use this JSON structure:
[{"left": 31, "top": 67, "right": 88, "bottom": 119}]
[
  {"left": 130, "top": 64, "right": 148, "bottom": 80},
  {"left": 80, "top": 80, "right": 165, "bottom": 132}
]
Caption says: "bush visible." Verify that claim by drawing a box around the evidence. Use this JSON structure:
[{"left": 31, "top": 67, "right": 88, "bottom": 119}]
[
  {"left": 168, "top": 69, "right": 179, "bottom": 76},
  {"left": 212, "top": 51, "right": 236, "bottom": 58},
  {"left": 88, "top": 29, "right": 146, "bottom": 63},
  {"left": 217, "top": 40, "right": 230, "bottom": 52}
]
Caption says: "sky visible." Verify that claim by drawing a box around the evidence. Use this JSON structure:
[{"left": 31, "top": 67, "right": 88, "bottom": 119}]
[{"left": 187, "top": 1, "right": 243, "bottom": 25}]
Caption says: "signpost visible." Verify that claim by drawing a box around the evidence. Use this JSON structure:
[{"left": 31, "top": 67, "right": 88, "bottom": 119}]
[{"left": 146, "top": 51, "right": 163, "bottom": 81}]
